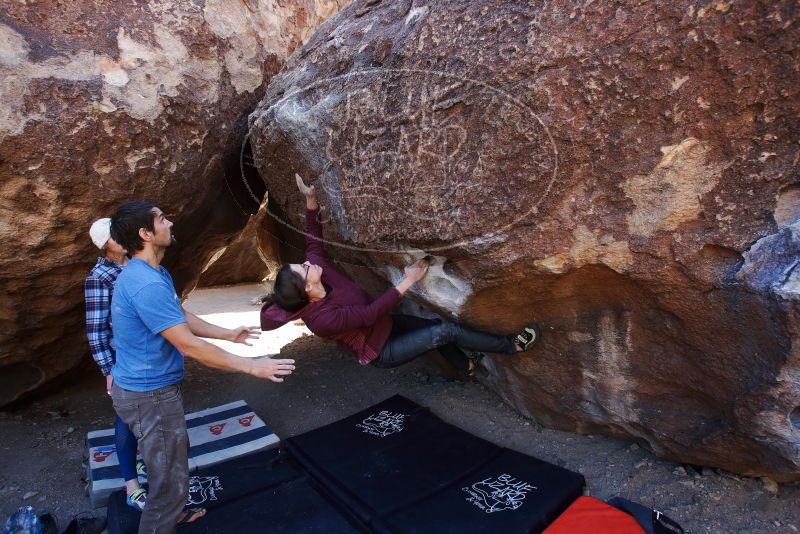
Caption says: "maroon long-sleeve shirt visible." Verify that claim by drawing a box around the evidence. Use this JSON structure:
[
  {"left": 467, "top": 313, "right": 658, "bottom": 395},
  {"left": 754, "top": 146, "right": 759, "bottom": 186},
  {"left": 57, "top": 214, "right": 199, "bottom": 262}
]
[{"left": 260, "top": 208, "right": 401, "bottom": 364}]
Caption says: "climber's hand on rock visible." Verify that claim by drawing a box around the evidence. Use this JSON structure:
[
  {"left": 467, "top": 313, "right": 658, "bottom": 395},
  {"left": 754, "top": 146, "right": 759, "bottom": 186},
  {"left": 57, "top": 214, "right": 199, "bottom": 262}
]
[
  {"left": 404, "top": 259, "right": 429, "bottom": 283},
  {"left": 295, "top": 173, "right": 318, "bottom": 210},
  {"left": 395, "top": 260, "right": 429, "bottom": 295}
]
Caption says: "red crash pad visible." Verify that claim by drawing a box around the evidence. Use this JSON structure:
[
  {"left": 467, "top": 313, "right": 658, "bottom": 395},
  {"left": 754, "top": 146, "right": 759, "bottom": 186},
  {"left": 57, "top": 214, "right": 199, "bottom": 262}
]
[{"left": 543, "top": 496, "right": 646, "bottom": 534}]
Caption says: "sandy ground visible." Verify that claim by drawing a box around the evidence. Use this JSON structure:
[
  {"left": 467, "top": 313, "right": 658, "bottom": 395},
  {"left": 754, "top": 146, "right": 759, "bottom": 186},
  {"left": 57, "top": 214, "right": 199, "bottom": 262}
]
[{"left": 1, "top": 283, "right": 798, "bottom": 533}]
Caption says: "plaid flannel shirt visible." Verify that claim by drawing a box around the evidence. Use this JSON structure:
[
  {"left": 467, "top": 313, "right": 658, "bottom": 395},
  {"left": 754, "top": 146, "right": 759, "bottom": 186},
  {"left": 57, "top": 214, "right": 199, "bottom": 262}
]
[{"left": 85, "top": 257, "right": 123, "bottom": 376}]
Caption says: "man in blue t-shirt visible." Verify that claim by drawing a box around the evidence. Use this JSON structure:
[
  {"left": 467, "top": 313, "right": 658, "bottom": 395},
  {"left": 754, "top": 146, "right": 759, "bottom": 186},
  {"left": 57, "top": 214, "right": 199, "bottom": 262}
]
[{"left": 109, "top": 200, "right": 295, "bottom": 533}]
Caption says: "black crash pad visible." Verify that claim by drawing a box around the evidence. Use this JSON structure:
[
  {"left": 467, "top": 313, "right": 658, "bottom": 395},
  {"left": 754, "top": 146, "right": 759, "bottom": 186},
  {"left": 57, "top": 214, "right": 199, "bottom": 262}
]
[
  {"left": 106, "top": 449, "right": 358, "bottom": 534},
  {"left": 284, "top": 395, "right": 585, "bottom": 533}
]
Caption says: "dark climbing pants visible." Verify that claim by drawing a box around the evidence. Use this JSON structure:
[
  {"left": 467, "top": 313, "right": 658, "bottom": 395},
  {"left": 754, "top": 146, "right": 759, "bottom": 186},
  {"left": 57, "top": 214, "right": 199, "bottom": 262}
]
[{"left": 372, "top": 314, "right": 516, "bottom": 370}]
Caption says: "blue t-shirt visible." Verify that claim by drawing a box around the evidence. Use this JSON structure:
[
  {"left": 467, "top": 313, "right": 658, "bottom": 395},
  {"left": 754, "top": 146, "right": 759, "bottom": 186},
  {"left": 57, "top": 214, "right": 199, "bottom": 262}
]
[{"left": 110, "top": 258, "right": 186, "bottom": 391}]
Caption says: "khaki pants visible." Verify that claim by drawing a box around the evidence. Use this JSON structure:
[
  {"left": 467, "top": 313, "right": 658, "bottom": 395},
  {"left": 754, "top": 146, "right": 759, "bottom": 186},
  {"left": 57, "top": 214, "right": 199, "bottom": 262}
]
[{"left": 112, "top": 383, "right": 188, "bottom": 534}]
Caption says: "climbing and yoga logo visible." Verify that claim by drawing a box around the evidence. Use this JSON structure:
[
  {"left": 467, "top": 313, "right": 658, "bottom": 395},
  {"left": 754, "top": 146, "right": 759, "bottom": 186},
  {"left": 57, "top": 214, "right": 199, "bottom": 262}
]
[
  {"left": 187, "top": 476, "right": 223, "bottom": 506},
  {"left": 356, "top": 410, "right": 408, "bottom": 437},
  {"left": 252, "top": 66, "right": 559, "bottom": 254},
  {"left": 462, "top": 474, "right": 536, "bottom": 513}
]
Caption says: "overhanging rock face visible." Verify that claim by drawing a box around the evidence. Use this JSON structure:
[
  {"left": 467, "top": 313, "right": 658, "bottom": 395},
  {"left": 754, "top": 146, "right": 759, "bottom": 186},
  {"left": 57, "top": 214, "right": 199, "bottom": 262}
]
[
  {"left": 249, "top": 0, "right": 800, "bottom": 479},
  {"left": 0, "top": 0, "right": 348, "bottom": 406}
]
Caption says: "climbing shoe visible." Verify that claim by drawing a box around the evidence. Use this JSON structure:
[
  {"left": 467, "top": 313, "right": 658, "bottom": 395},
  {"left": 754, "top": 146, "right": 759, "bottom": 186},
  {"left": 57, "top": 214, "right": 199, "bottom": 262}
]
[
  {"left": 514, "top": 323, "right": 541, "bottom": 351},
  {"left": 126, "top": 488, "right": 147, "bottom": 512},
  {"left": 466, "top": 352, "right": 485, "bottom": 377}
]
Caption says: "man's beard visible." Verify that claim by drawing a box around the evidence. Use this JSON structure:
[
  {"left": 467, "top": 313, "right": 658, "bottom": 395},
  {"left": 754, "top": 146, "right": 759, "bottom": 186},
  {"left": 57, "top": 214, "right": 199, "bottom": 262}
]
[
  {"left": 163, "top": 231, "right": 176, "bottom": 247},
  {"left": 157, "top": 233, "right": 176, "bottom": 248}
]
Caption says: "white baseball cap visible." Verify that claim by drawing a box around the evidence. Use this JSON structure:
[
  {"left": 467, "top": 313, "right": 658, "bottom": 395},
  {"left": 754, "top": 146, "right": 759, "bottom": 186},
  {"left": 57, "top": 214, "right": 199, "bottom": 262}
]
[{"left": 89, "top": 218, "right": 111, "bottom": 249}]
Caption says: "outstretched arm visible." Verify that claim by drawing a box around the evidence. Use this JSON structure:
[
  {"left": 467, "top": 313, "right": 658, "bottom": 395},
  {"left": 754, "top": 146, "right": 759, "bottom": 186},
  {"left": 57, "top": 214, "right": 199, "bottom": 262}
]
[
  {"left": 296, "top": 173, "right": 327, "bottom": 263},
  {"left": 183, "top": 308, "right": 259, "bottom": 345},
  {"left": 312, "top": 260, "right": 430, "bottom": 336},
  {"left": 161, "top": 323, "right": 295, "bottom": 383},
  {"left": 132, "top": 283, "right": 284, "bottom": 380}
]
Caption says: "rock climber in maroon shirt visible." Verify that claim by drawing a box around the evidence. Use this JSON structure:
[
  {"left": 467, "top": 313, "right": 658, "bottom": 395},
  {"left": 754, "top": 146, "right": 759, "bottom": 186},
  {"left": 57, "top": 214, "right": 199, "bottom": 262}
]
[{"left": 260, "top": 174, "right": 541, "bottom": 375}]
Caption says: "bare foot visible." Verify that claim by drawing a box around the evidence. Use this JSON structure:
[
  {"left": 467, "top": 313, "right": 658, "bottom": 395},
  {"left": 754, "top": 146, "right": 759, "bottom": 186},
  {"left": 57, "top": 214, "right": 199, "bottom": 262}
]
[{"left": 177, "top": 508, "right": 206, "bottom": 525}]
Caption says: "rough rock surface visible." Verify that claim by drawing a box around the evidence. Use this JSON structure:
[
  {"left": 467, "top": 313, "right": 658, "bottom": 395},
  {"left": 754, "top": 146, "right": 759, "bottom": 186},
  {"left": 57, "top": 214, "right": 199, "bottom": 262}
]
[
  {"left": 197, "top": 224, "right": 267, "bottom": 287},
  {"left": 197, "top": 203, "right": 282, "bottom": 287},
  {"left": 249, "top": 0, "right": 800, "bottom": 479},
  {"left": 0, "top": 0, "right": 346, "bottom": 406}
]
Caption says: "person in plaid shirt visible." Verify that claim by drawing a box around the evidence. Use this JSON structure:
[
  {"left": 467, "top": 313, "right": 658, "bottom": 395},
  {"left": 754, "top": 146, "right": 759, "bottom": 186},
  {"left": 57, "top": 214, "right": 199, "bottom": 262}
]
[{"left": 84, "top": 218, "right": 147, "bottom": 511}]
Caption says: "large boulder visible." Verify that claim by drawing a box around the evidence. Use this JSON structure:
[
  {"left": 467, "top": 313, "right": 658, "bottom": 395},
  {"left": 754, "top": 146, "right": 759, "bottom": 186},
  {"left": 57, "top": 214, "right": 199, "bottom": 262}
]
[
  {"left": 0, "top": 0, "right": 347, "bottom": 406},
  {"left": 249, "top": 0, "right": 800, "bottom": 479}
]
